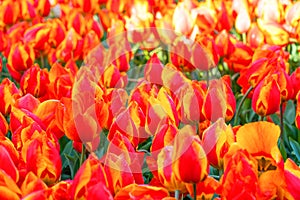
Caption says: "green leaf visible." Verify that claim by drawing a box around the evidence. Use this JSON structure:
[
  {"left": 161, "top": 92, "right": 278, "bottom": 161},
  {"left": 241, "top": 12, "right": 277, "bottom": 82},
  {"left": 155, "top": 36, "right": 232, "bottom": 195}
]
[
  {"left": 279, "top": 140, "right": 287, "bottom": 161},
  {"left": 64, "top": 153, "right": 80, "bottom": 179},
  {"left": 270, "top": 113, "right": 280, "bottom": 125},
  {"left": 95, "top": 131, "right": 110, "bottom": 160},
  {"left": 284, "top": 100, "right": 296, "bottom": 124},
  {"left": 289, "top": 137, "right": 300, "bottom": 162}
]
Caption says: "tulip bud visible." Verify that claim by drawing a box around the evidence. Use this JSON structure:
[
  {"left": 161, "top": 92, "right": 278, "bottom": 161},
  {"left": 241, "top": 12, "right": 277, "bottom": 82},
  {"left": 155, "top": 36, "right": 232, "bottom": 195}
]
[
  {"left": 252, "top": 75, "right": 281, "bottom": 116},
  {"left": 172, "top": 125, "right": 208, "bottom": 183}
]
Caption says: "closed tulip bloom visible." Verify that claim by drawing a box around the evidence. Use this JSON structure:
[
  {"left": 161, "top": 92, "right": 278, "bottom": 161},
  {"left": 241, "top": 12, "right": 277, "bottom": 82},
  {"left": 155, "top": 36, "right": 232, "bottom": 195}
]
[
  {"left": 172, "top": 125, "right": 208, "bottom": 183},
  {"left": 252, "top": 75, "right": 281, "bottom": 116},
  {"left": 157, "top": 146, "right": 187, "bottom": 192}
]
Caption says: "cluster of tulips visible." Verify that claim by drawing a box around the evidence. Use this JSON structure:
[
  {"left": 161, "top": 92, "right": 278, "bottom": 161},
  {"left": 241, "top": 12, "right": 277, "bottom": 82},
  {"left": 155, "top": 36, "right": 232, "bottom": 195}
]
[{"left": 1, "top": 0, "right": 300, "bottom": 199}]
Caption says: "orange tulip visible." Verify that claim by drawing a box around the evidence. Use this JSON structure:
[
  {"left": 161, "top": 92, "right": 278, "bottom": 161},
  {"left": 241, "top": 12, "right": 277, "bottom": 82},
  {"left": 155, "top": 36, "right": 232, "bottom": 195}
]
[
  {"left": 7, "top": 42, "right": 35, "bottom": 81},
  {"left": 235, "top": 121, "right": 283, "bottom": 170},
  {"left": 0, "top": 112, "right": 8, "bottom": 136},
  {"left": 50, "top": 180, "right": 72, "bottom": 200},
  {"left": 24, "top": 23, "right": 51, "bottom": 51},
  {"left": 86, "top": 182, "right": 114, "bottom": 200},
  {"left": 66, "top": 10, "right": 86, "bottom": 36},
  {"left": 23, "top": 131, "right": 62, "bottom": 185},
  {"left": 20, "top": 64, "right": 50, "bottom": 98},
  {"left": 172, "top": 125, "right": 208, "bottom": 183},
  {"left": 192, "top": 1, "right": 217, "bottom": 34},
  {"left": 20, "top": 171, "right": 48, "bottom": 198},
  {"left": 257, "top": 169, "right": 286, "bottom": 199},
  {"left": 221, "top": 36, "right": 253, "bottom": 73},
  {"left": 290, "top": 67, "right": 300, "bottom": 100},
  {"left": 0, "top": 145, "right": 19, "bottom": 182},
  {"left": 257, "top": 19, "right": 289, "bottom": 46},
  {"left": 47, "top": 19, "right": 67, "bottom": 48},
  {"left": 0, "top": 170, "right": 22, "bottom": 200},
  {"left": 34, "top": 100, "right": 65, "bottom": 139},
  {"left": 169, "top": 39, "right": 197, "bottom": 72},
  {"left": 10, "top": 107, "right": 45, "bottom": 151},
  {"left": 247, "top": 23, "right": 265, "bottom": 48},
  {"left": 252, "top": 75, "right": 281, "bottom": 116},
  {"left": 157, "top": 146, "right": 187, "bottom": 192},
  {"left": 284, "top": 158, "right": 300, "bottom": 199},
  {"left": 186, "top": 176, "right": 221, "bottom": 199},
  {"left": 203, "top": 79, "right": 236, "bottom": 122},
  {"left": 56, "top": 28, "right": 84, "bottom": 62},
  {"left": 0, "top": 1, "right": 19, "bottom": 27},
  {"left": 0, "top": 78, "right": 21, "bottom": 115},
  {"left": 34, "top": 0, "right": 51, "bottom": 17},
  {"left": 238, "top": 45, "right": 289, "bottom": 94},
  {"left": 19, "top": 1, "right": 36, "bottom": 21},
  {"left": 144, "top": 53, "right": 164, "bottom": 85},
  {"left": 48, "top": 62, "right": 75, "bottom": 99},
  {"left": 104, "top": 152, "right": 137, "bottom": 195},
  {"left": 194, "top": 33, "right": 219, "bottom": 68},
  {"left": 70, "top": 154, "right": 109, "bottom": 200},
  {"left": 221, "top": 145, "right": 259, "bottom": 199},
  {"left": 105, "top": 130, "right": 144, "bottom": 184},
  {"left": 0, "top": 134, "right": 19, "bottom": 166},
  {"left": 114, "top": 183, "right": 170, "bottom": 200},
  {"left": 71, "top": 0, "right": 98, "bottom": 13},
  {"left": 202, "top": 118, "right": 235, "bottom": 169},
  {"left": 151, "top": 123, "right": 178, "bottom": 153},
  {"left": 14, "top": 94, "right": 40, "bottom": 113}
]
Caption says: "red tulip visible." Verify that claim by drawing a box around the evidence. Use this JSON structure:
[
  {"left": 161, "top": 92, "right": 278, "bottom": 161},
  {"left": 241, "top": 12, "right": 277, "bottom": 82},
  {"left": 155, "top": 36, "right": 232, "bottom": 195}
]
[{"left": 172, "top": 125, "right": 208, "bottom": 183}]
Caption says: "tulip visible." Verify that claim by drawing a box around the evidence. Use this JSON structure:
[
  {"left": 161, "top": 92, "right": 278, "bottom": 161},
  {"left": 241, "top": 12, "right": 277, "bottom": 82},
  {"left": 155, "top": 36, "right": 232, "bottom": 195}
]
[
  {"left": 0, "top": 78, "right": 22, "bottom": 115},
  {"left": 50, "top": 180, "right": 72, "bottom": 200},
  {"left": 24, "top": 23, "right": 51, "bottom": 50},
  {"left": 7, "top": 42, "right": 35, "bottom": 81},
  {"left": 20, "top": 172, "right": 48, "bottom": 197},
  {"left": 290, "top": 67, "right": 300, "bottom": 99},
  {"left": 221, "top": 145, "right": 259, "bottom": 199},
  {"left": 202, "top": 118, "right": 235, "bottom": 169},
  {"left": 56, "top": 28, "right": 84, "bottom": 62},
  {"left": 0, "top": 113, "right": 8, "bottom": 136},
  {"left": 157, "top": 146, "right": 187, "bottom": 192},
  {"left": 114, "top": 183, "right": 169, "bottom": 200},
  {"left": 71, "top": 0, "right": 98, "bottom": 13},
  {"left": 20, "top": 64, "right": 50, "bottom": 98},
  {"left": 0, "top": 1, "right": 19, "bottom": 26},
  {"left": 235, "top": 121, "right": 283, "bottom": 171},
  {"left": 24, "top": 131, "right": 62, "bottom": 185},
  {"left": 70, "top": 154, "right": 109, "bottom": 200},
  {"left": 0, "top": 170, "right": 22, "bottom": 200},
  {"left": 186, "top": 176, "right": 221, "bottom": 199},
  {"left": 172, "top": 125, "right": 208, "bottom": 183},
  {"left": 252, "top": 75, "right": 281, "bottom": 116},
  {"left": 284, "top": 158, "right": 300, "bottom": 199},
  {"left": 203, "top": 79, "right": 236, "bottom": 122}
]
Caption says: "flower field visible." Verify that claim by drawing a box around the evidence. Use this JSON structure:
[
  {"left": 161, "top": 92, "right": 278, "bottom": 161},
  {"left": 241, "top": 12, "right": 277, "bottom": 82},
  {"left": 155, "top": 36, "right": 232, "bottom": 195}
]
[{"left": 1, "top": 0, "right": 300, "bottom": 199}]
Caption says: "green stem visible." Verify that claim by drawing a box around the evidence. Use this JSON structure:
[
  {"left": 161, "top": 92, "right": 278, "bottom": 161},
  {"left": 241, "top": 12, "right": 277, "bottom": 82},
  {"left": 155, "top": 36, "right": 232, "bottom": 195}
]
[
  {"left": 242, "top": 33, "right": 247, "bottom": 44},
  {"left": 233, "top": 86, "right": 253, "bottom": 125},
  {"left": 175, "top": 190, "right": 180, "bottom": 200},
  {"left": 79, "top": 144, "right": 86, "bottom": 166},
  {"left": 259, "top": 115, "right": 264, "bottom": 121},
  {"left": 193, "top": 183, "right": 197, "bottom": 200}
]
